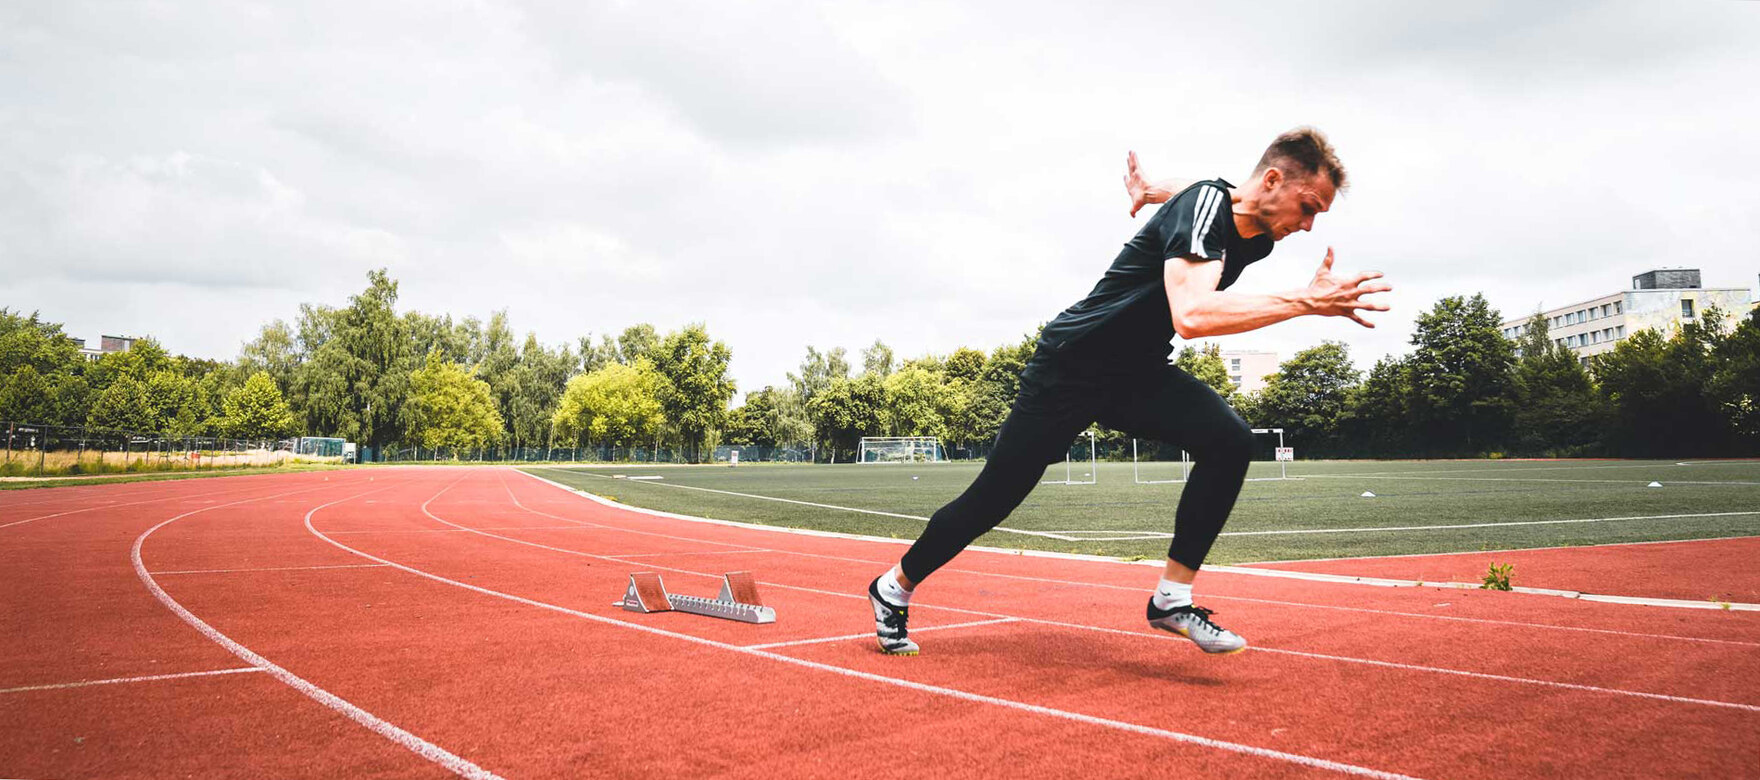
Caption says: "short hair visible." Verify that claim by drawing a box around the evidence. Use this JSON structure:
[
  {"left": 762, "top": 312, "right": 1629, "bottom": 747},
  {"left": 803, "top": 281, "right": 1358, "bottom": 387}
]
[{"left": 1254, "top": 126, "right": 1348, "bottom": 192}]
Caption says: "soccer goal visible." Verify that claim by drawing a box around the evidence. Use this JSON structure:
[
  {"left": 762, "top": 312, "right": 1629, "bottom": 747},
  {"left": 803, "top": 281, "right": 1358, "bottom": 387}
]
[
  {"left": 1132, "top": 427, "right": 1297, "bottom": 484},
  {"left": 858, "top": 436, "right": 947, "bottom": 463},
  {"left": 1042, "top": 430, "right": 1097, "bottom": 485}
]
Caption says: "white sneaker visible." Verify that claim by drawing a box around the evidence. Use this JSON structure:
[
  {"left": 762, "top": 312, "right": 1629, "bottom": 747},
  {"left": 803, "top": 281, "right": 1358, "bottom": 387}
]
[
  {"left": 1147, "top": 601, "right": 1247, "bottom": 654},
  {"left": 868, "top": 577, "right": 919, "bottom": 656}
]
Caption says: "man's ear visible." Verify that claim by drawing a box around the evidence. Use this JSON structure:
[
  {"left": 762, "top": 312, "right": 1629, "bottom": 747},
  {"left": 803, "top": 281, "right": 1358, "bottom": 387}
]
[{"left": 1262, "top": 166, "right": 1283, "bottom": 191}]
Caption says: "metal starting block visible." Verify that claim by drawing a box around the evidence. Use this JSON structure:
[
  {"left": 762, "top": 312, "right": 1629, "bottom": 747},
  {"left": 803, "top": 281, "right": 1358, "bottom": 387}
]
[{"left": 615, "top": 571, "right": 775, "bottom": 624}]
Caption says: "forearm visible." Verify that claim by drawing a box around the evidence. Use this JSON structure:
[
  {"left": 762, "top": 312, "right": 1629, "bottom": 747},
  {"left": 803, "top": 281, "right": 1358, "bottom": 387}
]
[
  {"left": 1143, "top": 178, "right": 1195, "bottom": 205},
  {"left": 1172, "top": 289, "right": 1315, "bottom": 339}
]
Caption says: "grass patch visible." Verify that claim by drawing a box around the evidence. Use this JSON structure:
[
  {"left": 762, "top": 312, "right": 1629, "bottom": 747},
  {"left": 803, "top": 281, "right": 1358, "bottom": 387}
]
[
  {"left": 0, "top": 462, "right": 346, "bottom": 490},
  {"left": 1480, "top": 562, "right": 1515, "bottom": 591}
]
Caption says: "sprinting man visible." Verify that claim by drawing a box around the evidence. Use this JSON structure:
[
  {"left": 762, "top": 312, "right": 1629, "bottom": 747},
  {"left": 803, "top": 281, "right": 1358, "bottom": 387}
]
[{"left": 868, "top": 127, "right": 1389, "bottom": 655}]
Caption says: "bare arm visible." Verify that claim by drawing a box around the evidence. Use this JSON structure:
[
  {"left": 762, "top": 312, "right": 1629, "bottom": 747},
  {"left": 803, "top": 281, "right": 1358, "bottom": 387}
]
[
  {"left": 1165, "top": 248, "right": 1392, "bottom": 339},
  {"left": 1125, "top": 151, "right": 1195, "bottom": 217}
]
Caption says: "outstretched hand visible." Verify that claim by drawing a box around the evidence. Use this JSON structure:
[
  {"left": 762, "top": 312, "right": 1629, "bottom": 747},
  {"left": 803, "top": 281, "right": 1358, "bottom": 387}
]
[
  {"left": 1124, "top": 151, "right": 1151, "bottom": 217},
  {"left": 1306, "top": 248, "right": 1392, "bottom": 328}
]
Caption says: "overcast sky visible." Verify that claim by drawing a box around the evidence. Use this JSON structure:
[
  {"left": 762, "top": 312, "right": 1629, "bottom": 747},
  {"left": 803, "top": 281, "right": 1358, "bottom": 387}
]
[{"left": 5, "top": 1, "right": 1758, "bottom": 396}]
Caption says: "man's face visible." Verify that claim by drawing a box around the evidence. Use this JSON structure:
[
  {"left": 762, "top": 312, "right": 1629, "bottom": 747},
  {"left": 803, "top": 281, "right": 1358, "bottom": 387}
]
[{"left": 1257, "top": 168, "right": 1336, "bottom": 241}]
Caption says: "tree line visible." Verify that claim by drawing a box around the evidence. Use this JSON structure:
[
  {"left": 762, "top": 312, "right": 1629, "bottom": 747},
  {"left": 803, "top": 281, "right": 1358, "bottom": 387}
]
[{"left": 4, "top": 271, "right": 1756, "bottom": 460}]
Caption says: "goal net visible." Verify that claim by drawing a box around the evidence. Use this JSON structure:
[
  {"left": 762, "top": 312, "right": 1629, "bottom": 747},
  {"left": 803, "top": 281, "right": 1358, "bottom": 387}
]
[
  {"left": 1042, "top": 430, "right": 1097, "bottom": 485},
  {"left": 1133, "top": 427, "right": 1297, "bottom": 484},
  {"left": 858, "top": 436, "right": 947, "bottom": 463}
]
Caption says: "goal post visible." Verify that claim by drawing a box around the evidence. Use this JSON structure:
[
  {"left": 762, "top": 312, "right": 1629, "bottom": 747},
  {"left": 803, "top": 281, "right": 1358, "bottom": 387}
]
[
  {"left": 1042, "top": 430, "right": 1097, "bottom": 485},
  {"left": 857, "top": 436, "right": 947, "bottom": 463},
  {"left": 1132, "top": 427, "right": 1297, "bottom": 484}
]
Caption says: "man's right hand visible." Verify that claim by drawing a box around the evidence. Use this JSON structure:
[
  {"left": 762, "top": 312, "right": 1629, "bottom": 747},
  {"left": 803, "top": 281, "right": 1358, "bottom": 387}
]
[
  {"left": 1124, "top": 151, "right": 1196, "bottom": 218},
  {"left": 1305, "top": 248, "right": 1392, "bottom": 328}
]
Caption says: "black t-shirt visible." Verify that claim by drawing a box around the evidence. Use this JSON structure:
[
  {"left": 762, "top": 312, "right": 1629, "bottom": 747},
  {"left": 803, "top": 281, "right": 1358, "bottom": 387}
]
[{"left": 1038, "top": 178, "right": 1274, "bottom": 367}]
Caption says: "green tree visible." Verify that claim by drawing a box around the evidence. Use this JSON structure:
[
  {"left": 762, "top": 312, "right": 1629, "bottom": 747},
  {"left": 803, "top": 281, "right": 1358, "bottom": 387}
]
[
  {"left": 87, "top": 376, "right": 152, "bottom": 431},
  {"left": 1707, "top": 309, "right": 1760, "bottom": 448},
  {"left": 1174, "top": 343, "right": 1237, "bottom": 402},
  {"left": 296, "top": 270, "right": 412, "bottom": 449},
  {"left": 1407, "top": 294, "right": 1516, "bottom": 455},
  {"left": 882, "top": 365, "right": 950, "bottom": 438},
  {"left": 1341, "top": 356, "right": 1415, "bottom": 457},
  {"left": 862, "top": 340, "right": 895, "bottom": 378},
  {"left": 0, "top": 309, "right": 82, "bottom": 377},
  {"left": 1593, "top": 311, "right": 1733, "bottom": 456},
  {"left": 405, "top": 351, "right": 505, "bottom": 456},
  {"left": 552, "top": 360, "right": 667, "bottom": 456},
  {"left": 1249, "top": 342, "right": 1360, "bottom": 455},
  {"left": 1510, "top": 315, "right": 1601, "bottom": 455},
  {"left": 0, "top": 364, "right": 52, "bottom": 423},
  {"left": 808, "top": 374, "right": 888, "bottom": 461},
  {"left": 647, "top": 324, "right": 736, "bottom": 462},
  {"left": 223, "top": 371, "right": 299, "bottom": 440}
]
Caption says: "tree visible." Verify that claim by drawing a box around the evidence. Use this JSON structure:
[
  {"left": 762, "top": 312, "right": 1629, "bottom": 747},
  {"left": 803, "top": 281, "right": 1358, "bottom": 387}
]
[
  {"left": 405, "top": 351, "right": 505, "bottom": 456},
  {"left": 1707, "top": 309, "right": 1760, "bottom": 448},
  {"left": 862, "top": 340, "right": 895, "bottom": 378},
  {"left": 1510, "top": 314, "right": 1601, "bottom": 455},
  {"left": 807, "top": 374, "right": 888, "bottom": 461},
  {"left": 552, "top": 360, "right": 666, "bottom": 456},
  {"left": 87, "top": 376, "right": 152, "bottom": 431},
  {"left": 1174, "top": 343, "right": 1237, "bottom": 402},
  {"left": 1341, "top": 356, "right": 1415, "bottom": 457},
  {"left": 615, "top": 324, "right": 660, "bottom": 365},
  {"left": 0, "top": 365, "right": 52, "bottom": 423},
  {"left": 882, "top": 365, "right": 951, "bottom": 438},
  {"left": 1593, "top": 311, "right": 1733, "bottom": 456},
  {"left": 0, "top": 309, "right": 81, "bottom": 377},
  {"left": 1249, "top": 342, "right": 1360, "bottom": 455},
  {"left": 647, "top": 323, "right": 736, "bottom": 462},
  {"left": 295, "top": 270, "right": 413, "bottom": 449},
  {"left": 223, "top": 372, "right": 299, "bottom": 440},
  {"left": 1407, "top": 294, "right": 1516, "bottom": 455}
]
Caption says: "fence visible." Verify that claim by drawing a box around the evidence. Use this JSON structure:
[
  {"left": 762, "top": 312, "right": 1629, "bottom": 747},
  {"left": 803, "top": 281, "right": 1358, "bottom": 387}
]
[{"left": 1, "top": 421, "right": 295, "bottom": 478}]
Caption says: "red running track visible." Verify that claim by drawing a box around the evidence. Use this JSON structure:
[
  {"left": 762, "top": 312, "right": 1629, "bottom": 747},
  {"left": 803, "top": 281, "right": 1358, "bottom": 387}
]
[{"left": 2, "top": 467, "right": 1757, "bottom": 779}]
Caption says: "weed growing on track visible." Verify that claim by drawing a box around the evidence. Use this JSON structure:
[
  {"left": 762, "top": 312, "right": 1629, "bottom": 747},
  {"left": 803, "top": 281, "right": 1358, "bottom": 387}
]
[{"left": 1481, "top": 562, "right": 1515, "bottom": 591}]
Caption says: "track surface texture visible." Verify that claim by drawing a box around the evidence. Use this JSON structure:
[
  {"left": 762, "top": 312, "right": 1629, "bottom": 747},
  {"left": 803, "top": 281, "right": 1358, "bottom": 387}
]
[{"left": 3, "top": 467, "right": 1757, "bottom": 779}]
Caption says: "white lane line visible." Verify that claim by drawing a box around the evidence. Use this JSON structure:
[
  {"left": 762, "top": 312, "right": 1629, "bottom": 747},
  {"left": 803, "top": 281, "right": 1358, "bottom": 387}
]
[
  {"left": 606, "top": 549, "right": 771, "bottom": 559},
  {"left": 134, "top": 478, "right": 503, "bottom": 780},
  {"left": 325, "top": 525, "right": 595, "bottom": 536},
  {"left": 0, "top": 483, "right": 264, "bottom": 530},
  {"left": 0, "top": 667, "right": 264, "bottom": 694},
  {"left": 555, "top": 468, "right": 1075, "bottom": 540},
  {"left": 519, "top": 469, "right": 1760, "bottom": 623},
  {"left": 308, "top": 490, "right": 1420, "bottom": 780},
  {"left": 1217, "top": 510, "right": 1760, "bottom": 537},
  {"left": 743, "top": 618, "right": 1018, "bottom": 651},
  {"left": 152, "top": 563, "right": 392, "bottom": 576},
  {"left": 1304, "top": 474, "right": 1760, "bottom": 487},
  {"left": 495, "top": 472, "right": 1760, "bottom": 706}
]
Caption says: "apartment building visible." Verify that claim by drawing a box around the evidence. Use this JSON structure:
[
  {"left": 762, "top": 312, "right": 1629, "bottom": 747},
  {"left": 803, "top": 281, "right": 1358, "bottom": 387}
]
[{"left": 1499, "top": 269, "right": 1754, "bottom": 364}]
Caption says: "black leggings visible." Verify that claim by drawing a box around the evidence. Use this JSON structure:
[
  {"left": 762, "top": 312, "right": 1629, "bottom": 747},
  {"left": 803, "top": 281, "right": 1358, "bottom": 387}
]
[{"left": 899, "top": 352, "right": 1254, "bottom": 583}]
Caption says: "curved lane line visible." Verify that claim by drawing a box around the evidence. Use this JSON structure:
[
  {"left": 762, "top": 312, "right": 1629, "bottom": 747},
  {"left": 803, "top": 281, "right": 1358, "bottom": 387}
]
[
  {"left": 309, "top": 472, "right": 1423, "bottom": 780},
  {"left": 132, "top": 476, "right": 504, "bottom": 780}
]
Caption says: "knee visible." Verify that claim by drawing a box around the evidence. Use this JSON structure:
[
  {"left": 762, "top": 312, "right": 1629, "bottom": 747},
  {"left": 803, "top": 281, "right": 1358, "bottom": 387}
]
[{"left": 1196, "top": 418, "right": 1254, "bottom": 465}]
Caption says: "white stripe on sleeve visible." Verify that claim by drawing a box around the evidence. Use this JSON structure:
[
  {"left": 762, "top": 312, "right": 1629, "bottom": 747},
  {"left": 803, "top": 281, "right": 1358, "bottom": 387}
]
[{"left": 1189, "top": 187, "right": 1222, "bottom": 257}]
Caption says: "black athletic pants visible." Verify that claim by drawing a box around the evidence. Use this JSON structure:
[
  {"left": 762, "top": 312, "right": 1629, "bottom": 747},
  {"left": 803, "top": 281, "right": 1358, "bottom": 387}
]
[{"left": 899, "top": 349, "right": 1254, "bottom": 583}]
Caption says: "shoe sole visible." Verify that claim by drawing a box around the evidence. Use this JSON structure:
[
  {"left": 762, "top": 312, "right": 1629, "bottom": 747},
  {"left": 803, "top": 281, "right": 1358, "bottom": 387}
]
[{"left": 1149, "top": 623, "right": 1247, "bottom": 655}]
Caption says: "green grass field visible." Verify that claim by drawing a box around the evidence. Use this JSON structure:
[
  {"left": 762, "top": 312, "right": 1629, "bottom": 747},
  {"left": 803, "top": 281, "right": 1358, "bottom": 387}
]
[{"left": 523, "top": 459, "right": 1760, "bottom": 564}]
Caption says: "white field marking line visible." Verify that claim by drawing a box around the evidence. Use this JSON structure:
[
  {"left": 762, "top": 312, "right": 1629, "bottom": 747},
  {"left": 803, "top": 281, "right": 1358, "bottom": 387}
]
[
  {"left": 1317, "top": 462, "right": 1691, "bottom": 478},
  {"left": 0, "top": 482, "right": 269, "bottom": 530},
  {"left": 0, "top": 667, "right": 264, "bottom": 694},
  {"left": 151, "top": 563, "right": 392, "bottom": 576},
  {"left": 555, "top": 467, "right": 1075, "bottom": 540},
  {"left": 495, "top": 471, "right": 1760, "bottom": 701},
  {"left": 1304, "top": 473, "right": 1760, "bottom": 487},
  {"left": 1216, "top": 510, "right": 1760, "bottom": 537},
  {"left": 1237, "top": 533, "right": 1760, "bottom": 566},
  {"left": 742, "top": 618, "right": 1019, "bottom": 650},
  {"left": 518, "top": 468, "right": 1760, "bottom": 617},
  {"left": 485, "top": 471, "right": 783, "bottom": 554},
  {"left": 310, "top": 486, "right": 1421, "bottom": 780},
  {"left": 135, "top": 478, "right": 504, "bottom": 780}
]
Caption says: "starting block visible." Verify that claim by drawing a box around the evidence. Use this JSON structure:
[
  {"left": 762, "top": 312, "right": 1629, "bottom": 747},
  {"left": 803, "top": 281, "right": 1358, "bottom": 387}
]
[{"left": 615, "top": 571, "right": 775, "bottom": 624}]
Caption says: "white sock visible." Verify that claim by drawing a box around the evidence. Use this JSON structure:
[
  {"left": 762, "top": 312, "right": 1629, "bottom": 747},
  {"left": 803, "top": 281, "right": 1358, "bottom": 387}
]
[
  {"left": 876, "top": 568, "right": 914, "bottom": 606},
  {"left": 1151, "top": 578, "right": 1192, "bottom": 610}
]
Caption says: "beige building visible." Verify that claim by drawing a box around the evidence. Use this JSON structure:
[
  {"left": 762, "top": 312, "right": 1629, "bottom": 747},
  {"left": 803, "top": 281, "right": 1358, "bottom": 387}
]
[
  {"left": 1221, "top": 349, "right": 1279, "bottom": 395},
  {"left": 1500, "top": 269, "right": 1755, "bottom": 365}
]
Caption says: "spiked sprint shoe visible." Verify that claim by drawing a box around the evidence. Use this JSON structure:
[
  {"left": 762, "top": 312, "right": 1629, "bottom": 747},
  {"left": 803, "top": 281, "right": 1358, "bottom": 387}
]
[
  {"left": 868, "top": 577, "right": 919, "bottom": 656},
  {"left": 1147, "top": 601, "right": 1247, "bottom": 654}
]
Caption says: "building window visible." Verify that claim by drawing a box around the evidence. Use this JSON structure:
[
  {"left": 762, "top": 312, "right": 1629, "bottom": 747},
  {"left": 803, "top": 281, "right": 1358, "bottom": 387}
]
[
  {"left": 1681, "top": 299, "right": 1695, "bottom": 319},
  {"left": 1230, "top": 358, "right": 1241, "bottom": 371},
  {"left": 1230, "top": 375, "right": 1241, "bottom": 385},
  {"left": 1614, "top": 302, "right": 1621, "bottom": 314},
  {"left": 1617, "top": 326, "right": 1625, "bottom": 337}
]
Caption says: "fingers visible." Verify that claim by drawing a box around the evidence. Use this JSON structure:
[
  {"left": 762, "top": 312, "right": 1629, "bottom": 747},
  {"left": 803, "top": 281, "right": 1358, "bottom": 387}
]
[
  {"left": 1321, "top": 246, "right": 1335, "bottom": 271},
  {"left": 1349, "top": 312, "right": 1376, "bottom": 328},
  {"left": 1127, "top": 150, "right": 1139, "bottom": 173},
  {"left": 1348, "top": 270, "right": 1384, "bottom": 287},
  {"left": 1356, "top": 282, "right": 1394, "bottom": 295}
]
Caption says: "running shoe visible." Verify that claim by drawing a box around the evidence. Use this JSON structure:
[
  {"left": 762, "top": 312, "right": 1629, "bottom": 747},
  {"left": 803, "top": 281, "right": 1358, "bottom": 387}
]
[
  {"left": 1147, "top": 601, "right": 1247, "bottom": 654},
  {"left": 868, "top": 577, "right": 919, "bottom": 656}
]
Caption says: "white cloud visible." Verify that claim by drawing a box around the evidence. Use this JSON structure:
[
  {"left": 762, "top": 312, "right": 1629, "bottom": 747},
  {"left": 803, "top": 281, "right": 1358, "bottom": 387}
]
[{"left": 2, "top": 0, "right": 1757, "bottom": 395}]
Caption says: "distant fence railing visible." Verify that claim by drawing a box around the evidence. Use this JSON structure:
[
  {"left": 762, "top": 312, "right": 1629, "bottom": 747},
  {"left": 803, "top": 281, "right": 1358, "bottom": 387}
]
[{"left": 1, "top": 421, "right": 295, "bottom": 478}]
